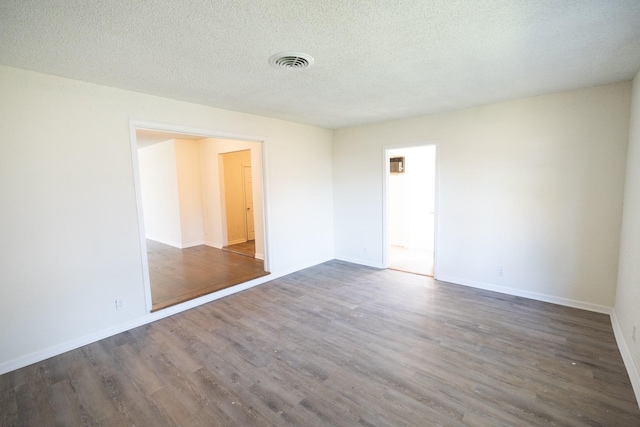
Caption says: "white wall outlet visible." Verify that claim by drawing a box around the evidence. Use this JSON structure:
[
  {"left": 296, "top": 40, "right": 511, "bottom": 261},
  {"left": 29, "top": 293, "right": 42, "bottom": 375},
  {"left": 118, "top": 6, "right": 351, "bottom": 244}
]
[
  {"left": 497, "top": 266, "right": 504, "bottom": 277},
  {"left": 115, "top": 299, "right": 124, "bottom": 310},
  {"left": 633, "top": 325, "right": 636, "bottom": 342},
  {"left": 363, "top": 247, "right": 368, "bottom": 254}
]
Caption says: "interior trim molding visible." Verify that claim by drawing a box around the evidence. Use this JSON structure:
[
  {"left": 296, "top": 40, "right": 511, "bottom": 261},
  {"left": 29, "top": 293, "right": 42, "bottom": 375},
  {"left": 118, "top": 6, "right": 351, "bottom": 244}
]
[
  {"left": 180, "top": 240, "right": 205, "bottom": 249},
  {"left": 438, "top": 274, "right": 640, "bottom": 407},
  {"left": 204, "top": 241, "right": 223, "bottom": 249},
  {"left": 435, "top": 274, "right": 613, "bottom": 315},
  {"left": 145, "top": 238, "right": 204, "bottom": 249},
  {"left": 0, "top": 287, "right": 262, "bottom": 375},
  {"left": 336, "top": 256, "right": 385, "bottom": 269},
  {"left": 145, "top": 236, "right": 183, "bottom": 249},
  {"left": 0, "top": 257, "right": 334, "bottom": 376},
  {"left": 611, "top": 310, "right": 640, "bottom": 407},
  {"left": 129, "top": 119, "right": 272, "bottom": 311}
]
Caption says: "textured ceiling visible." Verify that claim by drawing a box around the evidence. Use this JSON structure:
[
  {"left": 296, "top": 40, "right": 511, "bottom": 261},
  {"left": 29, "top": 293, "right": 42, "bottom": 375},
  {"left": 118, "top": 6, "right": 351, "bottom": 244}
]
[{"left": 2, "top": 0, "right": 640, "bottom": 129}]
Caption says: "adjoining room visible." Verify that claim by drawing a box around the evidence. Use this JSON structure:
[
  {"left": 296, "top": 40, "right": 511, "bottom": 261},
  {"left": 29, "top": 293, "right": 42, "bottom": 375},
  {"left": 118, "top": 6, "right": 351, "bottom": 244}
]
[{"left": 135, "top": 129, "right": 269, "bottom": 311}]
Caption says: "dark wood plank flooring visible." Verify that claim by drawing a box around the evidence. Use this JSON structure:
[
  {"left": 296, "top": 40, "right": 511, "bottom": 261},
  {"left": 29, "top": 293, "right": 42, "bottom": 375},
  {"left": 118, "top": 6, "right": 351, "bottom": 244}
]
[
  {"left": 147, "top": 240, "right": 268, "bottom": 312},
  {"left": 2, "top": 260, "right": 638, "bottom": 426}
]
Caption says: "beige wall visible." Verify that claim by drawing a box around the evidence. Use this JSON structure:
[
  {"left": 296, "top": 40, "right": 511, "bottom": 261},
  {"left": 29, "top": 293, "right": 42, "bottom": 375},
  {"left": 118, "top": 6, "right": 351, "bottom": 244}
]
[{"left": 334, "top": 82, "right": 631, "bottom": 310}]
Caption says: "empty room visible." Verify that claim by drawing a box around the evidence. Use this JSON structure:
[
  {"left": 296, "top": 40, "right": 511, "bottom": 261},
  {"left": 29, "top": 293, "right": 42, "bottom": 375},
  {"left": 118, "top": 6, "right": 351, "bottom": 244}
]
[{"left": 1, "top": 1, "right": 640, "bottom": 426}]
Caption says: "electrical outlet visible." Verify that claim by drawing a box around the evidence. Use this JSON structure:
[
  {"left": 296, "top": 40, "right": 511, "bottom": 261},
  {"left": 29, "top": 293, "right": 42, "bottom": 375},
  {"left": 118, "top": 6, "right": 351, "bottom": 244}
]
[
  {"left": 363, "top": 247, "right": 368, "bottom": 254},
  {"left": 633, "top": 325, "right": 636, "bottom": 342},
  {"left": 497, "top": 266, "right": 504, "bottom": 277},
  {"left": 115, "top": 299, "right": 124, "bottom": 310}
]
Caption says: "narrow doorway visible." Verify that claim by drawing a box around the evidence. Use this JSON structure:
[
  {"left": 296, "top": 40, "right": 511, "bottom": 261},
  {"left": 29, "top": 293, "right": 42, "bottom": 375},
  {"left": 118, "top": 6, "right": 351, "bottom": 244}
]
[
  {"left": 220, "top": 150, "right": 256, "bottom": 258},
  {"left": 387, "top": 145, "right": 436, "bottom": 276}
]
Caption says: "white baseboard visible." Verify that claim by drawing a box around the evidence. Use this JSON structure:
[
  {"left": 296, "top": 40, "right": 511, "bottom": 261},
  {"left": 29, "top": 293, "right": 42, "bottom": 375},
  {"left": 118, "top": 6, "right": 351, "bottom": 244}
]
[
  {"left": 611, "top": 310, "right": 640, "bottom": 406},
  {"left": 438, "top": 274, "right": 639, "bottom": 409},
  {"left": 0, "top": 256, "right": 334, "bottom": 376},
  {"left": 335, "top": 256, "right": 385, "bottom": 269},
  {"left": 255, "top": 252, "right": 264, "bottom": 260},
  {"left": 436, "top": 274, "right": 612, "bottom": 314},
  {"left": 146, "top": 236, "right": 182, "bottom": 248},
  {"left": 0, "top": 274, "right": 277, "bottom": 376},
  {"left": 180, "top": 240, "right": 204, "bottom": 249},
  {"left": 336, "top": 257, "right": 385, "bottom": 268},
  {"left": 203, "top": 240, "right": 223, "bottom": 249},
  {"left": 147, "top": 238, "right": 205, "bottom": 249}
]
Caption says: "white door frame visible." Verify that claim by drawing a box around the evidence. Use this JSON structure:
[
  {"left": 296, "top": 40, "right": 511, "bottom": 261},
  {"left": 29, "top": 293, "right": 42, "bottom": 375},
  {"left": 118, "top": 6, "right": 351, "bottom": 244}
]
[
  {"left": 382, "top": 141, "right": 440, "bottom": 278},
  {"left": 129, "top": 119, "right": 271, "bottom": 312}
]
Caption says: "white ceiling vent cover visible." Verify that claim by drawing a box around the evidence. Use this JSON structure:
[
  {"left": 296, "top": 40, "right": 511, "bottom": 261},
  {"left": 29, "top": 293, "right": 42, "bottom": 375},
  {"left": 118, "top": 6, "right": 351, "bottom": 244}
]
[{"left": 269, "top": 52, "right": 314, "bottom": 69}]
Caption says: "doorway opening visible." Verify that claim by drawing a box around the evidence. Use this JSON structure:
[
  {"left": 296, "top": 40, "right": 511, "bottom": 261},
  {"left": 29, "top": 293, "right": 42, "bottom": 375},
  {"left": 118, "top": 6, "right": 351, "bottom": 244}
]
[
  {"left": 131, "top": 123, "right": 270, "bottom": 312},
  {"left": 220, "top": 150, "right": 256, "bottom": 258},
  {"left": 385, "top": 145, "right": 436, "bottom": 276}
]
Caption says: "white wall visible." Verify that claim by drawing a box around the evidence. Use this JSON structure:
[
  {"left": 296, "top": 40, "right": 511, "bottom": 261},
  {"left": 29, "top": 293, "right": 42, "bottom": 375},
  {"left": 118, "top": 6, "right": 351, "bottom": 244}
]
[
  {"left": 614, "top": 70, "right": 640, "bottom": 399},
  {"left": 138, "top": 140, "right": 182, "bottom": 246},
  {"left": 0, "top": 65, "right": 334, "bottom": 372},
  {"left": 334, "top": 82, "right": 631, "bottom": 310},
  {"left": 138, "top": 138, "right": 205, "bottom": 248}
]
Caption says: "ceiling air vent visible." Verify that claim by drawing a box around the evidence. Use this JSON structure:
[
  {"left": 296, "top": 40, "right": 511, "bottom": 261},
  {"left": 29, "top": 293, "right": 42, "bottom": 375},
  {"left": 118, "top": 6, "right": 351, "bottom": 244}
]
[{"left": 269, "top": 52, "right": 314, "bottom": 69}]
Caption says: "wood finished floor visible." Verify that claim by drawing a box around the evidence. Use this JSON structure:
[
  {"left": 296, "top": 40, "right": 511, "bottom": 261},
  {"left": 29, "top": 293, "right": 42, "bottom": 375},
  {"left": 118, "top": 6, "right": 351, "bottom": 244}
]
[
  {"left": 223, "top": 240, "right": 256, "bottom": 258},
  {"left": 147, "top": 240, "right": 268, "bottom": 312},
  {"left": 1, "top": 260, "right": 638, "bottom": 426}
]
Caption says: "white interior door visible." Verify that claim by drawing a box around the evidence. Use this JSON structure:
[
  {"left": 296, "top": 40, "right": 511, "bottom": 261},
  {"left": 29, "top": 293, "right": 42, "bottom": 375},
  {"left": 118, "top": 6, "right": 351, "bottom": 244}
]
[{"left": 243, "top": 166, "right": 255, "bottom": 240}]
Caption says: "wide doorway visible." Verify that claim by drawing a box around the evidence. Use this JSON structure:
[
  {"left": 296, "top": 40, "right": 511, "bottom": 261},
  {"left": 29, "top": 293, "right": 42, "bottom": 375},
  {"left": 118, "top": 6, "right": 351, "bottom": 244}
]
[
  {"left": 386, "top": 145, "right": 436, "bottom": 276},
  {"left": 132, "top": 124, "right": 270, "bottom": 312}
]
